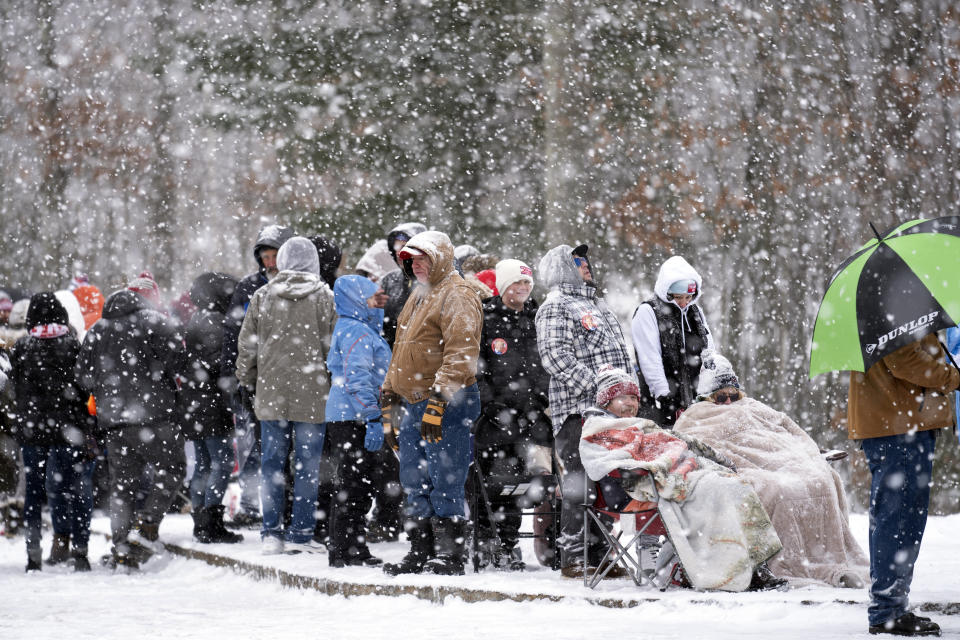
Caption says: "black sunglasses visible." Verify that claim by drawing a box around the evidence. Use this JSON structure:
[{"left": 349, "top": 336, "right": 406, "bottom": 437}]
[{"left": 713, "top": 392, "right": 740, "bottom": 404}]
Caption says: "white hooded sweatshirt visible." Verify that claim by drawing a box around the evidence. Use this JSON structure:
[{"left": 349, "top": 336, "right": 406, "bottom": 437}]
[{"left": 631, "top": 256, "right": 713, "bottom": 399}]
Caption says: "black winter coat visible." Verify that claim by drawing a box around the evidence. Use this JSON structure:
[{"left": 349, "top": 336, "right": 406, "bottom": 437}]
[
  {"left": 9, "top": 332, "right": 92, "bottom": 446},
  {"left": 180, "top": 273, "right": 237, "bottom": 440},
  {"left": 381, "top": 268, "right": 416, "bottom": 348},
  {"left": 76, "top": 290, "right": 185, "bottom": 431},
  {"left": 221, "top": 271, "right": 266, "bottom": 379},
  {"left": 474, "top": 296, "right": 552, "bottom": 448}
]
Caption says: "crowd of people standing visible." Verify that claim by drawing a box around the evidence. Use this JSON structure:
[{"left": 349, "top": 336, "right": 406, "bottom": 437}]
[{"left": 0, "top": 218, "right": 950, "bottom": 636}]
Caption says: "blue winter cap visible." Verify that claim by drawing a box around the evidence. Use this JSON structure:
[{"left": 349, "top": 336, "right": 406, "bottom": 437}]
[{"left": 668, "top": 279, "right": 697, "bottom": 295}]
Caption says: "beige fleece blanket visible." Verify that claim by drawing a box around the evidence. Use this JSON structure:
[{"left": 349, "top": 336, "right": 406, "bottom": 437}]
[{"left": 674, "top": 397, "right": 869, "bottom": 587}]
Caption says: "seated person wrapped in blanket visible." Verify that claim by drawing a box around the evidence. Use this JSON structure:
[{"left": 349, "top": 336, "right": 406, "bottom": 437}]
[
  {"left": 579, "top": 366, "right": 786, "bottom": 592},
  {"left": 672, "top": 351, "right": 869, "bottom": 588}
]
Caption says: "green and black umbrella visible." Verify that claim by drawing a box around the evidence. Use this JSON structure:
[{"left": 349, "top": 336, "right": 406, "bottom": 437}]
[{"left": 809, "top": 215, "right": 960, "bottom": 377}]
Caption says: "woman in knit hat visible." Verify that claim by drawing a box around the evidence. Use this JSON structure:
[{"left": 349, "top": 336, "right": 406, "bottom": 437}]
[
  {"left": 8, "top": 292, "right": 96, "bottom": 572},
  {"left": 673, "top": 351, "right": 869, "bottom": 588},
  {"left": 473, "top": 258, "right": 552, "bottom": 571},
  {"left": 580, "top": 365, "right": 786, "bottom": 591}
]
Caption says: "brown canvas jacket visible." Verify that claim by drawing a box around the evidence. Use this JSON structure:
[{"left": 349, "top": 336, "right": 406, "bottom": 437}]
[
  {"left": 847, "top": 333, "right": 959, "bottom": 440},
  {"left": 382, "top": 231, "right": 482, "bottom": 403}
]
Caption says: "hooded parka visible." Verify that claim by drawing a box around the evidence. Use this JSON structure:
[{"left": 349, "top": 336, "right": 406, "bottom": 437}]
[
  {"left": 382, "top": 231, "right": 482, "bottom": 403},
  {"left": 221, "top": 224, "right": 295, "bottom": 379},
  {"left": 325, "top": 276, "right": 392, "bottom": 423},
  {"left": 180, "top": 272, "right": 238, "bottom": 440},
  {"left": 75, "top": 290, "right": 185, "bottom": 431},
  {"left": 631, "top": 256, "right": 714, "bottom": 425},
  {"left": 381, "top": 222, "right": 428, "bottom": 347},
  {"left": 235, "top": 236, "right": 335, "bottom": 423}
]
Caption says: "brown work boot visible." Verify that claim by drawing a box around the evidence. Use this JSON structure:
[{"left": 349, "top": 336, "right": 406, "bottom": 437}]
[{"left": 45, "top": 533, "right": 71, "bottom": 565}]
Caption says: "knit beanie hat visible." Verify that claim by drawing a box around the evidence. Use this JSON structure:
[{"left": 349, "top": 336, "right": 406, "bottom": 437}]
[
  {"left": 475, "top": 269, "right": 498, "bottom": 296},
  {"left": 595, "top": 365, "right": 640, "bottom": 408},
  {"left": 26, "top": 291, "right": 68, "bottom": 329},
  {"left": 0, "top": 291, "right": 12, "bottom": 312},
  {"left": 697, "top": 350, "right": 740, "bottom": 396},
  {"left": 128, "top": 271, "right": 161, "bottom": 307},
  {"left": 495, "top": 259, "right": 534, "bottom": 296}
]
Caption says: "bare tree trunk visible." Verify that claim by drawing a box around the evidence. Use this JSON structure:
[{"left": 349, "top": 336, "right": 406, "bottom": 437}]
[
  {"left": 541, "top": 0, "right": 585, "bottom": 247},
  {"left": 147, "top": 4, "right": 177, "bottom": 287}
]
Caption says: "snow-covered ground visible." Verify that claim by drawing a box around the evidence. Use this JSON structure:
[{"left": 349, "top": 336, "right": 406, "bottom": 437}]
[{"left": 2, "top": 513, "right": 959, "bottom": 640}]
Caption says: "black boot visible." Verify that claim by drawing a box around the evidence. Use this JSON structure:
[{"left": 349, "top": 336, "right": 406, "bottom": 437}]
[
  {"left": 423, "top": 517, "right": 465, "bottom": 576},
  {"left": 25, "top": 547, "right": 42, "bottom": 572},
  {"left": 72, "top": 547, "right": 91, "bottom": 572},
  {"left": 869, "top": 612, "right": 941, "bottom": 636},
  {"left": 749, "top": 561, "right": 788, "bottom": 591},
  {"left": 206, "top": 506, "right": 243, "bottom": 544},
  {"left": 128, "top": 520, "right": 161, "bottom": 564},
  {"left": 383, "top": 518, "right": 433, "bottom": 576},
  {"left": 45, "top": 533, "right": 71, "bottom": 565},
  {"left": 193, "top": 507, "right": 212, "bottom": 543}
]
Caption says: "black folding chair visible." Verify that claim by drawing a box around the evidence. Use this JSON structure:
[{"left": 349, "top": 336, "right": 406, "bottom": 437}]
[{"left": 469, "top": 461, "right": 562, "bottom": 572}]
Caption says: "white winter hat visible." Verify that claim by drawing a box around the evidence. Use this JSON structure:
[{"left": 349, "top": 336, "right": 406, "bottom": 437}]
[
  {"left": 697, "top": 350, "right": 740, "bottom": 397},
  {"left": 495, "top": 259, "right": 534, "bottom": 295}
]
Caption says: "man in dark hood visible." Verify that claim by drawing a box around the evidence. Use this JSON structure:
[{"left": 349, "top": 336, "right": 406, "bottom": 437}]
[
  {"left": 220, "top": 224, "right": 294, "bottom": 526},
  {"left": 309, "top": 235, "right": 342, "bottom": 291},
  {"left": 76, "top": 289, "right": 187, "bottom": 568},
  {"left": 380, "top": 222, "right": 427, "bottom": 348}
]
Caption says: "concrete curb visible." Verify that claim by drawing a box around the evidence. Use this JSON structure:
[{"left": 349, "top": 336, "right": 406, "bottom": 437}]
[{"left": 159, "top": 542, "right": 960, "bottom": 614}]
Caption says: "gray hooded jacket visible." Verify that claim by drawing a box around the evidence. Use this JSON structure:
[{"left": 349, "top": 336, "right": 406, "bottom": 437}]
[
  {"left": 235, "top": 236, "right": 335, "bottom": 422},
  {"left": 535, "top": 244, "right": 632, "bottom": 432}
]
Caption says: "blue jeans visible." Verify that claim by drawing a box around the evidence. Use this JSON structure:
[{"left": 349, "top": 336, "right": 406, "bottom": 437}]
[
  {"left": 398, "top": 385, "right": 480, "bottom": 519},
  {"left": 189, "top": 436, "right": 234, "bottom": 510},
  {"left": 861, "top": 430, "right": 936, "bottom": 627},
  {"left": 23, "top": 445, "right": 95, "bottom": 551},
  {"left": 260, "top": 420, "right": 325, "bottom": 543}
]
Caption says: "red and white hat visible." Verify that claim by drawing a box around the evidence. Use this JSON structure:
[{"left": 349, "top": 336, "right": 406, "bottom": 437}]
[
  {"left": 595, "top": 365, "right": 640, "bottom": 408},
  {"left": 495, "top": 259, "right": 534, "bottom": 295},
  {"left": 128, "top": 271, "right": 161, "bottom": 307}
]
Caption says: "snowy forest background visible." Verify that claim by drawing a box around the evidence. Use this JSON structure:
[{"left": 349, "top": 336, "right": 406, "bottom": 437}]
[{"left": 3, "top": 1, "right": 960, "bottom": 510}]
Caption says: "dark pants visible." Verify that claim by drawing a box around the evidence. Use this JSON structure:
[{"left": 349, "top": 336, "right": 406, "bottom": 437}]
[
  {"left": 189, "top": 436, "right": 234, "bottom": 510},
  {"left": 326, "top": 421, "right": 376, "bottom": 560},
  {"left": 23, "top": 445, "right": 95, "bottom": 552},
  {"left": 105, "top": 424, "right": 186, "bottom": 551},
  {"left": 475, "top": 443, "right": 525, "bottom": 550},
  {"left": 861, "top": 430, "right": 936, "bottom": 627},
  {"left": 367, "top": 446, "right": 403, "bottom": 532},
  {"left": 555, "top": 414, "right": 608, "bottom": 567}
]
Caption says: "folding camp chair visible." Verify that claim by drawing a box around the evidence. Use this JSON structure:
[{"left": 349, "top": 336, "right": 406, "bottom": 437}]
[
  {"left": 469, "top": 460, "right": 562, "bottom": 572},
  {"left": 583, "top": 468, "right": 682, "bottom": 590}
]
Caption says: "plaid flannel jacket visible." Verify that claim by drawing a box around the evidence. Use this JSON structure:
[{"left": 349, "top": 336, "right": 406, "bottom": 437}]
[{"left": 535, "top": 282, "right": 632, "bottom": 433}]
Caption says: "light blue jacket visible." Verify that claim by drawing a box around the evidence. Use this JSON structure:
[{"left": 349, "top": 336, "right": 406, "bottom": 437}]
[{"left": 325, "top": 275, "right": 392, "bottom": 423}]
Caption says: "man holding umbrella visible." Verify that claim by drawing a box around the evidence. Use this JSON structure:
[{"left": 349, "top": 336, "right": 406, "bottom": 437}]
[
  {"left": 849, "top": 336, "right": 957, "bottom": 636},
  {"left": 812, "top": 217, "right": 960, "bottom": 637}
]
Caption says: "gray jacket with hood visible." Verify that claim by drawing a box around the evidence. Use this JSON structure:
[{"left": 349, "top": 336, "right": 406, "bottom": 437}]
[
  {"left": 535, "top": 244, "right": 632, "bottom": 433},
  {"left": 235, "top": 236, "right": 335, "bottom": 423}
]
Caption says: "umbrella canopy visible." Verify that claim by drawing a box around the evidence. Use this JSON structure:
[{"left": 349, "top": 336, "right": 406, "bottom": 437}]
[{"left": 809, "top": 216, "right": 960, "bottom": 377}]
